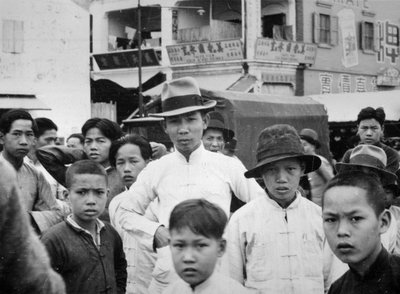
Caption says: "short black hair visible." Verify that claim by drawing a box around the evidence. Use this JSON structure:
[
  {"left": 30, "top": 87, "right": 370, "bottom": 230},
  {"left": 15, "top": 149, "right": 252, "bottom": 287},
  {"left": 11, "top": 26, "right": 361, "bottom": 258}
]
[
  {"left": 34, "top": 117, "right": 58, "bottom": 137},
  {"left": 109, "top": 134, "right": 152, "bottom": 167},
  {"left": 65, "top": 160, "right": 108, "bottom": 189},
  {"left": 81, "top": 118, "right": 123, "bottom": 141},
  {"left": 0, "top": 109, "right": 38, "bottom": 135},
  {"left": 67, "top": 133, "right": 84, "bottom": 144},
  {"left": 357, "top": 107, "right": 386, "bottom": 127},
  {"left": 169, "top": 199, "right": 227, "bottom": 239},
  {"left": 323, "top": 171, "right": 386, "bottom": 216}
]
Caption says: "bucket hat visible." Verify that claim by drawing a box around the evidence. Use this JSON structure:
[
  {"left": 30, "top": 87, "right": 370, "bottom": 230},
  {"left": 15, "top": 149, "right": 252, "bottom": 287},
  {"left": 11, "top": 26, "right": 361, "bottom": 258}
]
[
  {"left": 150, "top": 77, "right": 216, "bottom": 117},
  {"left": 335, "top": 144, "right": 397, "bottom": 185},
  {"left": 245, "top": 124, "right": 321, "bottom": 178},
  {"left": 205, "top": 111, "right": 234, "bottom": 141},
  {"left": 299, "top": 128, "right": 321, "bottom": 149}
]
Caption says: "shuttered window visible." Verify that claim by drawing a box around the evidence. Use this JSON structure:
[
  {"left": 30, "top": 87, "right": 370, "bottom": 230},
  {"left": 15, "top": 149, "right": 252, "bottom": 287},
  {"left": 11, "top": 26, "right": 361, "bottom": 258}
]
[{"left": 2, "top": 19, "right": 24, "bottom": 54}]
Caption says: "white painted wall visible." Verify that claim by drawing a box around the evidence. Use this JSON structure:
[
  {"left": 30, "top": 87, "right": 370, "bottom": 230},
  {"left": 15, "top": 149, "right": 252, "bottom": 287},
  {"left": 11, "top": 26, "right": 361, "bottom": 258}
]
[{"left": 0, "top": 0, "right": 91, "bottom": 138}]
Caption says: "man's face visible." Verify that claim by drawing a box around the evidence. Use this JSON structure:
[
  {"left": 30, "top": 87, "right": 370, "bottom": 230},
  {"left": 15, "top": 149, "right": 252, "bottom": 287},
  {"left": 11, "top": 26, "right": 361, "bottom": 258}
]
[
  {"left": 37, "top": 129, "right": 57, "bottom": 148},
  {"left": 170, "top": 227, "right": 225, "bottom": 288},
  {"left": 67, "top": 137, "right": 83, "bottom": 149},
  {"left": 84, "top": 128, "right": 112, "bottom": 167},
  {"left": 1, "top": 119, "right": 35, "bottom": 160},
  {"left": 202, "top": 129, "right": 225, "bottom": 152},
  {"left": 357, "top": 118, "right": 383, "bottom": 145},
  {"left": 165, "top": 111, "right": 207, "bottom": 157},
  {"left": 261, "top": 158, "right": 304, "bottom": 204},
  {"left": 323, "top": 185, "right": 388, "bottom": 273},
  {"left": 300, "top": 139, "right": 315, "bottom": 155},
  {"left": 67, "top": 174, "right": 108, "bottom": 228}
]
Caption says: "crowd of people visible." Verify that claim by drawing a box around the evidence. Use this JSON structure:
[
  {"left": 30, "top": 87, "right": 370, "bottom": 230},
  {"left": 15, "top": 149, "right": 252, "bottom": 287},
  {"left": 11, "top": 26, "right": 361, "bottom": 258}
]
[{"left": 1, "top": 76, "right": 400, "bottom": 294}]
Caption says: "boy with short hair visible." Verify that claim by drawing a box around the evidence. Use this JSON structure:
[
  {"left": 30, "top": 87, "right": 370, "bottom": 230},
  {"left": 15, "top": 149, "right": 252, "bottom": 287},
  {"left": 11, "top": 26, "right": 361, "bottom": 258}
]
[
  {"left": 41, "top": 160, "right": 127, "bottom": 294},
  {"left": 163, "top": 198, "right": 250, "bottom": 294},
  {"left": 226, "top": 124, "right": 328, "bottom": 293},
  {"left": 322, "top": 171, "right": 400, "bottom": 293}
]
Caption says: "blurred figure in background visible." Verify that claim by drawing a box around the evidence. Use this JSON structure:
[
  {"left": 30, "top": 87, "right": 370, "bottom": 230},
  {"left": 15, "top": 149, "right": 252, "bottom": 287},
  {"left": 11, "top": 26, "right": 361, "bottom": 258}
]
[{"left": 66, "top": 133, "right": 84, "bottom": 149}]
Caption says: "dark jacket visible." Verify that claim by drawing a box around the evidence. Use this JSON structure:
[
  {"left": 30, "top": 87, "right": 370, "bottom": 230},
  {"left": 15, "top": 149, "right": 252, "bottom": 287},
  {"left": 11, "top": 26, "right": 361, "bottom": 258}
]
[
  {"left": 328, "top": 248, "right": 400, "bottom": 294},
  {"left": 41, "top": 220, "right": 127, "bottom": 294},
  {"left": 0, "top": 160, "right": 65, "bottom": 294},
  {"left": 36, "top": 145, "right": 125, "bottom": 221}
]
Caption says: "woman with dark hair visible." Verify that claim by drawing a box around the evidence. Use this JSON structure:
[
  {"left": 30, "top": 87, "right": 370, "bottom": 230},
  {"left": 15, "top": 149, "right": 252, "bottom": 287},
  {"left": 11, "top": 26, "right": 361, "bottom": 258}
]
[{"left": 37, "top": 118, "right": 125, "bottom": 221}]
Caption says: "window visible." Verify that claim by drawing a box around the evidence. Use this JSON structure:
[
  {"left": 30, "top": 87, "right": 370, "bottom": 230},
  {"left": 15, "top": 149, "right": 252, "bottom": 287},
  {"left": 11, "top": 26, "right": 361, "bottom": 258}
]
[
  {"left": 2, "top": 20, "right": 24, "bottom": 53},
  {"left": 361, "top": 21, "right": 375, "bottom": 51},
  {"left": 313, "top": 13, "right": 338, "bottom": 46}
]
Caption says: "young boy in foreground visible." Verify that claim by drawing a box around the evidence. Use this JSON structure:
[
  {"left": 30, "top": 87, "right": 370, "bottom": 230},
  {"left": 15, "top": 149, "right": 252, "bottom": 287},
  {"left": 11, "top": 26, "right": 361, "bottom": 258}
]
[
  {"left": 163, "top": 198, "right": 250, "bottom": 294},
  {"left": 41, "top": 160, "right": 127, "bottom": 294},
  {"left": 323, "top": 171, "right": 400, "bottom": 293}
]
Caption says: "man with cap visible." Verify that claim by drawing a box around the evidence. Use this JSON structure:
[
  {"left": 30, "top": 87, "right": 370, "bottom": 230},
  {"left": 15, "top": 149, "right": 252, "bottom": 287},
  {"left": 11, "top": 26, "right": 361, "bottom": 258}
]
[
  {"left": 202, "top": 111, "right": 234, "bottom": 153},
  {"left": 341, "top": 107, "right": 399, "bottom": 173},
  {"left": 300, "top": 128, "right": 334, "bottom": 206},
  {"left": 115, "top": 76, "right": 265, "bottom": 293},
  {"left": 324, "top": 144, "right": 400, "bottom": 287},
  {"left": 226, "top": 124, "right": 328, "bottom": 293}
]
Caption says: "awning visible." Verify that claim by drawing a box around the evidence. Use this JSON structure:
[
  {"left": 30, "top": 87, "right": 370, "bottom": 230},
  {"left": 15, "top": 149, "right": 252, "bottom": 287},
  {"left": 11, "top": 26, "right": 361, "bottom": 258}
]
[
  {"left": 310, "top": 90, "right": 400, "bottom": 122},
  {"left": 0, "top": 94, "right": 50, "bottom": 110},
  {"left": 227, "top": 75, "right": 257, "bottom": 92}
]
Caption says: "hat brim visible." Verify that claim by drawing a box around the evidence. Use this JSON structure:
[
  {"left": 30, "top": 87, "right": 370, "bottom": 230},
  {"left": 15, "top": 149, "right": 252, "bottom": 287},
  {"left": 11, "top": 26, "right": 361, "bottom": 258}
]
[
  {"left": 335, "top": 162, "right": 398, "bottom": 185},
  {"left": 245, "top": 154, "right": 322, "bottom": 178},
  {"left": 149, "top": 100, "right": 217, "bottom": 117}
]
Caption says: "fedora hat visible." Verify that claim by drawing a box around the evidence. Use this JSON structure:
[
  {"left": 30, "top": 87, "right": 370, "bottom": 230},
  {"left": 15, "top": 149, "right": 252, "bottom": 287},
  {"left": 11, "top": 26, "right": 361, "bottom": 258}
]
[
  {"left": 150, "top": 77, "right": 216, "bottom": 117},
  {"left": 245, "top": 124, "right": 321, "bottom": 178},
  {"left": 299, "top": 128, "right": 321, "bottom": 149},
  {"left": 206, "top": 111, "right": 234, "bottom": 141},
  {"left": 335, "top": 144, "right": 397, "bottom": 185}
]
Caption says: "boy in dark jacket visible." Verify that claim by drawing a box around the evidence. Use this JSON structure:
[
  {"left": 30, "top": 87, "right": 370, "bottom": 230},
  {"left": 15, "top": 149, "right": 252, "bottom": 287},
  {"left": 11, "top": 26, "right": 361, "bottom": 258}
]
[
  {"left": 323, "top": 171, "right": 400, "bottom": 294},
  {"left": 41, "top": 160, "right": 127, "bottom": 294}
]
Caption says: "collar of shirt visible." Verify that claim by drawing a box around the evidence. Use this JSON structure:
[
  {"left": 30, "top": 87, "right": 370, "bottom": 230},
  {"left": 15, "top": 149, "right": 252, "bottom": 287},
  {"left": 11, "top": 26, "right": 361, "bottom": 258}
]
[
  {"left": 66, "top": 214, "right": 105, "bottom": 247},
  {"left": 349, "top": 246, "right": 389, "bottom": 281},
  {"left": 187, "top": 271, "right": 218, "bottom": 292},
  {"left": 264, "top": 190, "right": 301, "bottom": 210},
  {"left": 174, "top": 143, "right": 205, "bottom": 163}
]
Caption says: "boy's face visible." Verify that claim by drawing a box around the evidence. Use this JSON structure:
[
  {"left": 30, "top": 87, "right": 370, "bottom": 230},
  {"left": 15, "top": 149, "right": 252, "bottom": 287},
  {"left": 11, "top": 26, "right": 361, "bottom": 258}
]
[
  {"left": 357, "top": 118, "right": 383, "bottom": 145},
  {"left": 115, "top": 143, "right": 148, "bottom": 188},
  {"left": 165, "top": 111, "right": 208, "bottom": 156},
  {"left": 202, "top": 129, "right": 225, "bottom": 152},
  {"left": 84, "top": 127, "right": 112, "bottom": 167},
  {"left": 261, "top": 158, "right": 304, "bottom": 203},
  {"left": 66, "top": 174, "right": 108, "bottom": 227},
  {"left": 323, "top": 185, "right": 389, "bottom": 273},
  {"left": 37, "top": 129, "right": 57, "bottom": 148},
  {"left": 0, "top": 119, "right": 35, "bottom": 160},
  {"left": 170, "top": 227, "right": 226, "bottom": 288}
]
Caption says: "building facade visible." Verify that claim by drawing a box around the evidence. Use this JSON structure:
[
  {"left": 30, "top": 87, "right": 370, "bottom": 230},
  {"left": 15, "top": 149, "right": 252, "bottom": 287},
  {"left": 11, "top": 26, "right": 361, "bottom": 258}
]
[
  {"left": 0, "top": 0, "right": 91, "bottom": 138},
  {"left": 90, "top": 0, "right": 400, "bottom": 101}
]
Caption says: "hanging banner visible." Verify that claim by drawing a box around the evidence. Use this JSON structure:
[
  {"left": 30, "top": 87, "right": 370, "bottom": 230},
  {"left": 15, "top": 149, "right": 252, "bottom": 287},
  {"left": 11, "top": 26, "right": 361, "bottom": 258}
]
[
  {"left": 166, "top": 39, "right": 243, "bottom": 65},
  {"left": 338, "top": 8, "right": 358, "bottom": 68}
]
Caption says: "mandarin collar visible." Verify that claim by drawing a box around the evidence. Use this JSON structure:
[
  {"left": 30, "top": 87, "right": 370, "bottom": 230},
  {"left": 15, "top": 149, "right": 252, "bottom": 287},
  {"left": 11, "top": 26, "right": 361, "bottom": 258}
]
[
  {"left": 349, "top": 246, "right": 389, "bottom": 281},
  {"left": 264, "top": 190, "right": 301, "bottom": 210},
  {"left": 174, "top": 143, "right": 205, "bottom": 163}
]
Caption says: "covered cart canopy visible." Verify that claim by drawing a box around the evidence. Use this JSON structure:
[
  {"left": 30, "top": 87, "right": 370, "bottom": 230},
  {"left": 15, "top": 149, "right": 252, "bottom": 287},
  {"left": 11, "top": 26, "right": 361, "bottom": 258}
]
[
  {"left": 310, "top": 90, "right": 400, "bottom": 122},
  {"left": 200, "top": 89, "right": 330, "bottom": 169}
]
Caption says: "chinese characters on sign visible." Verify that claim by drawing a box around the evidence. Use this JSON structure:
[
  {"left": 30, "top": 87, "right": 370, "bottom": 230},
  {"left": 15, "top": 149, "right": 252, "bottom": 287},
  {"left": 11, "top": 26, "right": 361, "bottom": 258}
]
[
  {"left": 166, "top": 39, "right": 243, "bottom": 65},
  {"left": 338, "top": 9, "right": 358, "bottom": 68},
  {"left": 255, "top": 38, "right": 317, "bottom": 64},
  {"left": 377, "top": 21, "right": 399, "bottom": 64},
  {"left": 92, "top": 48, "right": 160, "bottom": 70},
  {"left": 319, "top": 72, "right": 371, "bottom": 94},
  {"left": 377, "top": 67, "right": 400, "bottom": 86}
]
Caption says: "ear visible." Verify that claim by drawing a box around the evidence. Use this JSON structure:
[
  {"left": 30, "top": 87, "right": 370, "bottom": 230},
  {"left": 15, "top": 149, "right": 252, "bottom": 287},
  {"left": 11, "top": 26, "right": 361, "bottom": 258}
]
[
  {"left": 378, "top": 209, "right": 391, "bottom": 235},
  {"left": 203, "top": 113, "right": 210, "bottom": 130},
  {"left": 0, "top": 131, "right": 5, "bottom": 145},
  {"left": 300, "top": 162, "right": 306, "bottom": 176},
  {"left": 63, "top": 189, "right": 70, "bottom": 202},
  {"left": 217, "top": 238, "right": 227, "bottom": 257}
]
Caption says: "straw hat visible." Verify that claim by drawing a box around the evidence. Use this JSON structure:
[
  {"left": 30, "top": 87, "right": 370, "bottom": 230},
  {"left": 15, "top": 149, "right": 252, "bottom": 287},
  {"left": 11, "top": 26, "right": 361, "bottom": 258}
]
[
  {"left": 335, "top": 144, "right": 397, "bottom": 184},
  {"left": 150, "top": 77, "right": 216, "bottom": 117},
  {"left": 245, "top": 124, "right": 321, "bottom": 178}
]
